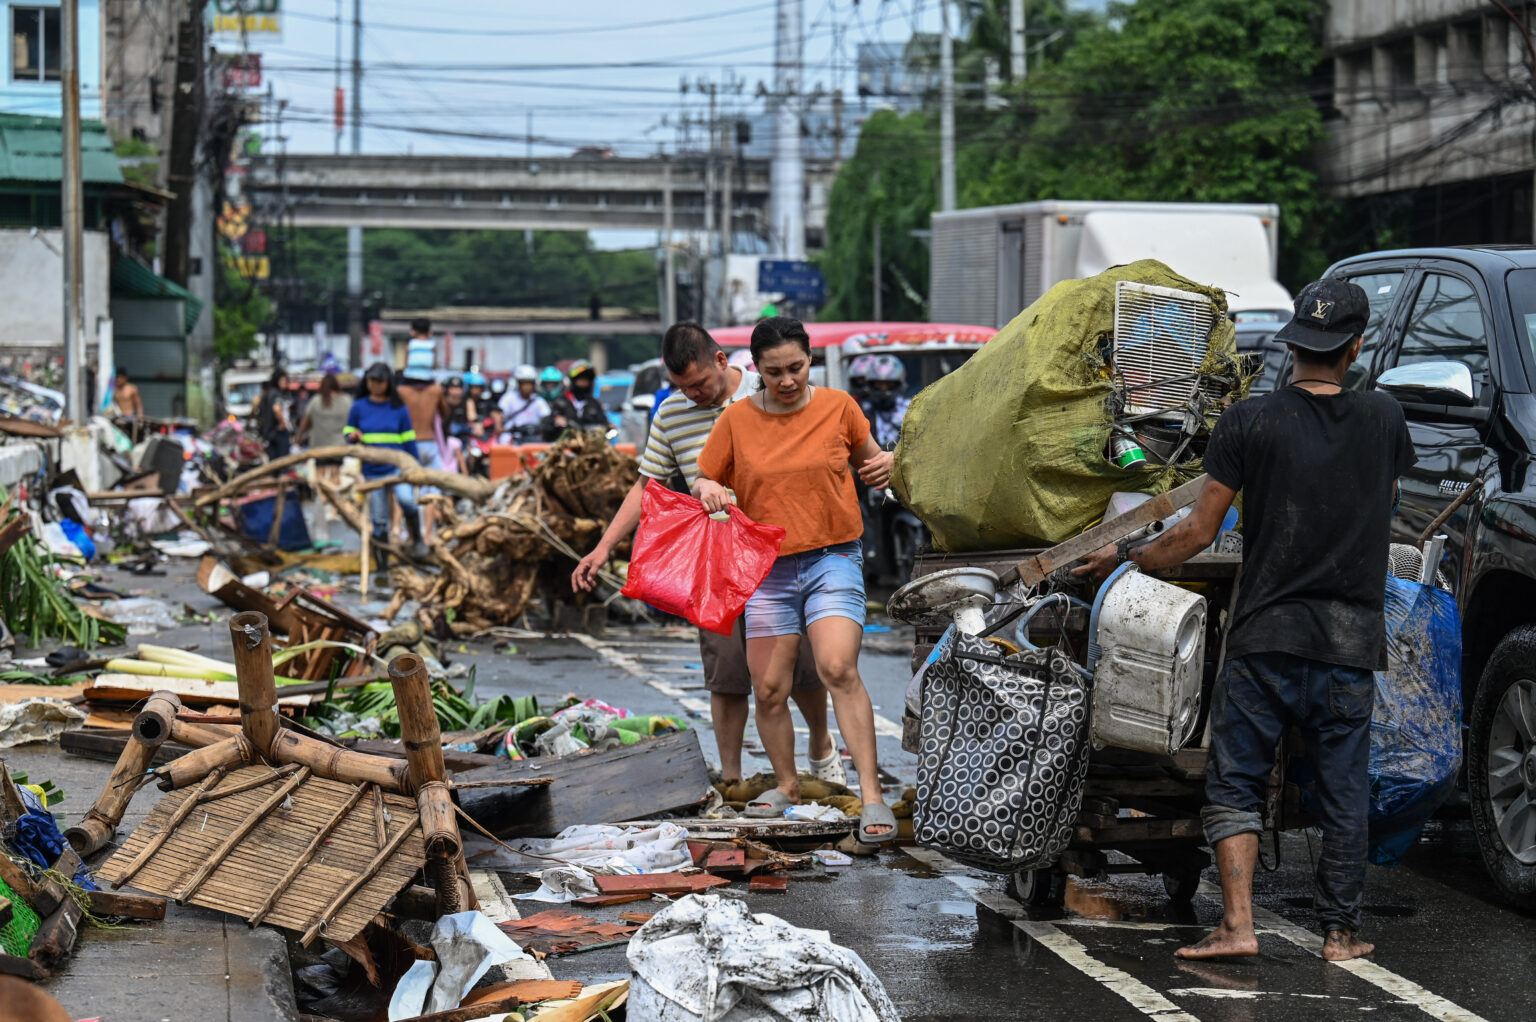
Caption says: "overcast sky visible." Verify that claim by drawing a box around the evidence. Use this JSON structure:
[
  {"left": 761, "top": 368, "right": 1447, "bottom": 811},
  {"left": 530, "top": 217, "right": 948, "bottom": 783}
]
[{"left": 249, "top": 1, "right": 963, "bottom": 159}]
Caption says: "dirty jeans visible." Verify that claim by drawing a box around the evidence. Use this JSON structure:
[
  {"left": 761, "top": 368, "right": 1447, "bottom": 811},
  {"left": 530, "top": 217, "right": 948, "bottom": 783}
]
[
  {"left": 368, "top": 481, "right": 418, "bottom": 542},
  {"left": 1202, "top": 651, "right": 1374, "bottom": 933}
]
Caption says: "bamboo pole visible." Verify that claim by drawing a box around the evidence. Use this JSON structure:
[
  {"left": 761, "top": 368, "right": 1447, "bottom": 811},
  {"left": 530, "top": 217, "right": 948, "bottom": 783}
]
[
  {"left": 300, "top": 816, "right": 421, "bottom": 947},
  {"left": 131, "top": 690, "right": 183, "bottom": 746},
  {"left": 66, "top": 690, "right": 187, "bottom": 853},
  {"left": 175, "top": 768, "right": 312, "bottom": 903},
  {"left": 248, "top": 782, "right": 371, "bottom": 927},
  {"left": 389, "top": 652, "right": 475, "bottom": 914},
  {"left": 268, "top": 730, "right": 409, "bottom": 792},
  {"left": 153, "top": 737, "right": 252, "bottom": 791},
  {"left": 359, "top": 492, "right": 371, "bottom": 601},
  {"left": 114, "top": 766, "right": 230, "bottom": 888},
  {"left": 169, "top": 719, "right": 241, "bottom": 749},
  {"left": 230, "top": 612, "right": 280, "bottom": 761}
]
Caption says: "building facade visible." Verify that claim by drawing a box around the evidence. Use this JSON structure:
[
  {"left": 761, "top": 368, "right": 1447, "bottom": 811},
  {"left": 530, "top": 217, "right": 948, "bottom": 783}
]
[
  {"left": 1324, "top": 1, "right": 1536, "bottom": 245},
  {"left": 0, "top": 0, "right": 102, "bottom": 120},
  {"left": 101, "top": 0, "right": 179, "bottom": 146}
]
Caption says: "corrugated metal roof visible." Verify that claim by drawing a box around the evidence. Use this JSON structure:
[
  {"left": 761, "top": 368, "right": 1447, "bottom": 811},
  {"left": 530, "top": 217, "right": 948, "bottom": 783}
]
[
  {"left": 111, "top": 257, "right": 202, "bottom": 333},
  {"left": 0, "top": 113, "right": 123, "bottom": 185}
]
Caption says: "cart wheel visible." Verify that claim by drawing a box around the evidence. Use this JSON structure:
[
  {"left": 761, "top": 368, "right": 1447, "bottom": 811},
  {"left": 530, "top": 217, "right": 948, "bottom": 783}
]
[
  {"left": 1006, "top": 867, "right": 1065, "bottom": 907},
  {"left": 1162, "top": 864, "right": 1203, "bottom": 904}
]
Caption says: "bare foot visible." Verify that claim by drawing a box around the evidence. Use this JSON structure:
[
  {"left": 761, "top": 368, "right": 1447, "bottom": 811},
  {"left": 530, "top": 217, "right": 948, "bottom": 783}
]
[
  {"left": 1174, "top": 923, "right": 1259, "bottom": 959},
  {"left": 1322, "top": 930, "right": 1374, "bottom": 961}
]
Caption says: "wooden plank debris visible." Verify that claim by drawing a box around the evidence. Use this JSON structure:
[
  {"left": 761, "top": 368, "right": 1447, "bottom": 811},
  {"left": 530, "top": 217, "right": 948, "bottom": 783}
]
[
  {"left": 748, "top": 875, "right": 788, "bottom": 893},
  {"left": 592, "top": 874, "right": 693, "bottom": 896},
  {"left": 455, "top": 729, "right": 710, "bottom": 838},
  {"left": 98, "top": 765, "right": 426, "bottom": 946}
]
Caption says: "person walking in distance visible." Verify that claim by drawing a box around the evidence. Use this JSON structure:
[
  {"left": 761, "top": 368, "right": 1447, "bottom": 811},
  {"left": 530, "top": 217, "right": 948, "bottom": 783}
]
[
  {"left": 347, "top": 363, "right": 430, "bottom": 566},
  {"left": 397, "top": 320, "right": 446, "bottom": 541},
  {"left": 1075, "top": 279, "right": 1416, "bottom": 961},
  {"left": 693, "top": 316, "right": 898, "bottom": 842},
  {"left": 572, "top": 323, "right": 845, "bottom": 786},
  {"left": 295, "top": 372, "right": 349, "bottom": 488}
]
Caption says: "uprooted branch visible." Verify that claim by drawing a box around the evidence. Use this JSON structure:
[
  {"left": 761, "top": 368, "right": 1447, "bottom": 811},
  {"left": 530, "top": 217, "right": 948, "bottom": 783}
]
[{"left": 195, "top": 445, "right": 501, "bottom": 507}]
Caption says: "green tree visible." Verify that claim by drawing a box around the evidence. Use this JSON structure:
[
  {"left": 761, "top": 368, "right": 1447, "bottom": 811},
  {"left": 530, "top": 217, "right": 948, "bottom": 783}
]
[
  {"left": 214, "top": 261, "right": 271, "bottom": 363},
  {"left": 820, "top": 110, "right": 938, "bottom": 321},
  {"left": 976, "top": 0, "right": 1332, "bottom": 283}
]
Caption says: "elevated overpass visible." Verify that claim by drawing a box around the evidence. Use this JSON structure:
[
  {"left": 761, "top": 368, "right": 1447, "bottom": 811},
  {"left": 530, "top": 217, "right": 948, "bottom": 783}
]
[{"left": 245, "top": 153, "right": 834, "bottom": 240}]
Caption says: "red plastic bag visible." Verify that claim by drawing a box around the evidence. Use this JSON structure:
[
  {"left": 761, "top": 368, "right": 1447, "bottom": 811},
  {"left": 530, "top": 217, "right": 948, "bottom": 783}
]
[{"left": 621, "top": 480, "right": 786, "bottom": 635}]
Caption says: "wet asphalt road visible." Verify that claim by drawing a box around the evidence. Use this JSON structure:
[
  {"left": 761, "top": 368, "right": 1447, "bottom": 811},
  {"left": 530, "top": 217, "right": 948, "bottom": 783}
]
[
  {"left": 36, "top": 554, "right": 1535, "bottom": 1022},
  {"left": 471, "top": 624, "right": 1536, "bottom": 1022}
]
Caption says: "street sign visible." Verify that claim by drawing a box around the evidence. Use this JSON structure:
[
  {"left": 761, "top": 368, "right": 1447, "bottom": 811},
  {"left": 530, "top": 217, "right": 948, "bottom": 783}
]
[{"left": 758, "top": 260, "right": 826, "bottom": 304}]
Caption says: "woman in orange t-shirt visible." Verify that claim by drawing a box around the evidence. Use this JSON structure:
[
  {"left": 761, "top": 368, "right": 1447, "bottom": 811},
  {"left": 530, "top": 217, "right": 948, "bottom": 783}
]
[{"left": 695, "top": 317, "right": 898, "bottom": 843}]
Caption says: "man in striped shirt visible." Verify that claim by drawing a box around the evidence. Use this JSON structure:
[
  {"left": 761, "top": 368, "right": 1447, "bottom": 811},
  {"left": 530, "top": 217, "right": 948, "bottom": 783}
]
[{"left": 572, "top": 323, "right": 840, "bottom": 785}]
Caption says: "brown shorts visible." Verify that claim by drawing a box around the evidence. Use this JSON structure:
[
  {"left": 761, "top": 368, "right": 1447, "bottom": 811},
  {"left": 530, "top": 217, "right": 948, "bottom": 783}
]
[{"left": 699, "top": 619, "right": 823, "bottom": 695}]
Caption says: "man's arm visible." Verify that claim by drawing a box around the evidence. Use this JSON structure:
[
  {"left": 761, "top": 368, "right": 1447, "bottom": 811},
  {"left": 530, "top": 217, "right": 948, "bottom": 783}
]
[
  {"left": 1074, "top": 477, "right": 1238, "bottom": 581},
  {"left": 572, "top": 477, "right": 647, "bottom": 591}
]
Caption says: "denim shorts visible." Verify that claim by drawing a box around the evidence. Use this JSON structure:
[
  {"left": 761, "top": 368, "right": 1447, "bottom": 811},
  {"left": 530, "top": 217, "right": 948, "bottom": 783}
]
[{"left": 744, "top": 541, "right": 866, "bottom": 639}]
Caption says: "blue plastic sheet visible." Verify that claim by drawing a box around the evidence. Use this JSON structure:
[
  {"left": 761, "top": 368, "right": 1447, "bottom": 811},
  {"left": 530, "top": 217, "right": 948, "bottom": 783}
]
[
  {"left": 1367, "top": 574, "right": 1463, "bottom": 865},
  {"left": 11, "top": 787, "right": 97, "bottom": 891}
]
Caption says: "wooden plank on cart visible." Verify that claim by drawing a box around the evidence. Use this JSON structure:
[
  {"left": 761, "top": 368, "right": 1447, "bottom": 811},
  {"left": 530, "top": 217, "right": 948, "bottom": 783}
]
[{"left": 1004, "top": 474, "right": 1210, "bottom": 588}]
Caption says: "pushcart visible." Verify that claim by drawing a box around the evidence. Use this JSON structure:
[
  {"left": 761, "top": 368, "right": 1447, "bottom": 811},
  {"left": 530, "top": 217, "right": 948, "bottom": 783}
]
[{"left": 905, "top": 542, "right": 1315, "bottom": 907}]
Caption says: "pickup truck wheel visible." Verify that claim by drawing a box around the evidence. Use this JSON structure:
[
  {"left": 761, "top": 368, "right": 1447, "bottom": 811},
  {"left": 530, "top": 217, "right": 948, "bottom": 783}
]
[{"left": 1469, "top": 626, "right": 1536, "bottom": 912}]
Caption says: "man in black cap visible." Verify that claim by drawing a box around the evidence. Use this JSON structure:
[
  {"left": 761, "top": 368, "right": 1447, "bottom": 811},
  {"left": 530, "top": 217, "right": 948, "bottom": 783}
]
[{"left": 1076, "top": 278, "right": 1415, "bottom": 962}]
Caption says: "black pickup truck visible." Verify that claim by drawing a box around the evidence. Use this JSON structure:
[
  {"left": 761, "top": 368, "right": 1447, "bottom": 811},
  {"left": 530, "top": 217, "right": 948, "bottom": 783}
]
[{"left": 1314, "top": 246, "right": 1536, "bottom": 910}]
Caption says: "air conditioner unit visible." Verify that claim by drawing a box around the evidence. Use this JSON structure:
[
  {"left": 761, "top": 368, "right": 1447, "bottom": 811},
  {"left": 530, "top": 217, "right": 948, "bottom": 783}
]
[{"left": 1112, "top": 281, "right": 1219, "bottom": 418}]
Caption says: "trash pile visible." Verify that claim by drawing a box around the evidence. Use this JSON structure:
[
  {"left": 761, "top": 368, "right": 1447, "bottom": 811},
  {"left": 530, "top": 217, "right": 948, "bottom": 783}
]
[
  {"left": 387, "top": 432, "right": 638, "bottom": 632},
  {"left": 892, "top": 258, "right": 1254, "bottom": 550}
]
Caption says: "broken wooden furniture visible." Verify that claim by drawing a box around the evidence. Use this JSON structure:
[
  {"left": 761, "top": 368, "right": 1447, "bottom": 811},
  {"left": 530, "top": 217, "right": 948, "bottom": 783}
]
[
  {"left": 94, "top": 611, "right": 477, "bottom": 943},
  {"left": 64, "top": 690, "right": 180, "bottom": 856}
]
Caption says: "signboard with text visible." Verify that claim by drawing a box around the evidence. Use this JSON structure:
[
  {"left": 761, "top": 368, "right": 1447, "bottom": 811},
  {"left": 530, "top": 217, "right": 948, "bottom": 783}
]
[
  {"left": 210, "top": 0, "right": 282, "bottom": 45},
  {"left": 757, "top": 260, "right": 826, "bottom": 304}
]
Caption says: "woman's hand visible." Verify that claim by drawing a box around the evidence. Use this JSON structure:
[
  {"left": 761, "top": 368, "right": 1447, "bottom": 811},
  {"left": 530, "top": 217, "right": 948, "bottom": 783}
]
[
  {"left": 857, "top": 450, "right": 894, "bottom": 489},
  {"left": 694, "top": 478, "right": 731, "bottom": 514}
]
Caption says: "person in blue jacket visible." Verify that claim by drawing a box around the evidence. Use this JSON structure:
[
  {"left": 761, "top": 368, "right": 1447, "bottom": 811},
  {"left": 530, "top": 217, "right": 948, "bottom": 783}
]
[{"left": 346, "top": 362, "right": 429, "bottom": 567}]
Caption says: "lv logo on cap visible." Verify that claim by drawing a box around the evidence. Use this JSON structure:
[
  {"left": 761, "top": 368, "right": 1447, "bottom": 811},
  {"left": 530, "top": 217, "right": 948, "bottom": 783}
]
[{"left": 1311, "top": 299, "right": 1334, "bottom": 320}]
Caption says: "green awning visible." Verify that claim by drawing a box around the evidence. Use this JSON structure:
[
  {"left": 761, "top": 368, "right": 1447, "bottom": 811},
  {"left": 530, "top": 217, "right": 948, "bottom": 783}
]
[
  {"left": 0, "top": 113, "right": 123, "bottom": 185},
  {"left": 111, "top": 257, "right": 203, "bottom": 333}
]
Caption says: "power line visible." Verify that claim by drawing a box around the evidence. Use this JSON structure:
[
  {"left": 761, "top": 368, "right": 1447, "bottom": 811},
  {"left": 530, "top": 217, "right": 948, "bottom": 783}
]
[{"left": 281, "top": 1, "right": 776, "bottom": 37}]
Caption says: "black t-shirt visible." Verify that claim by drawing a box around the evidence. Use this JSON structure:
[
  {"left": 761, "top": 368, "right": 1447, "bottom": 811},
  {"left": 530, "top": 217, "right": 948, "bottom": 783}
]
[{"left": 1203, "top": 385, "right": 1416, "bottom": 670}]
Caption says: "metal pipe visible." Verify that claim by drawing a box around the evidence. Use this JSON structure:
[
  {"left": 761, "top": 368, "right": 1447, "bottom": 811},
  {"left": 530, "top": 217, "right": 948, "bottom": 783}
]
[{"left": 346, "top": 0, "right": 364, "bottom": 368}]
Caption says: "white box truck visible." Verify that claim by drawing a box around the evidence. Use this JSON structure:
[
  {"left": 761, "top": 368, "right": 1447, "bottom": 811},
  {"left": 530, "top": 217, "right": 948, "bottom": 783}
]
[{"left": 929, "top": 200, "right": 1290, "bottom": 328}]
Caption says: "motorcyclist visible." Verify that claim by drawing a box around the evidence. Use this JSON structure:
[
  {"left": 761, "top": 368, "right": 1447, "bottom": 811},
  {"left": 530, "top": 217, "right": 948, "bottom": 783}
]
[
  {"left": 499, "top": 364, "right": 551, "bottom": 444},
  {"left": 537, "top": 366, "right": 565, "bottom": 403},
  {"left": 543, "top": 360, "right": 610, "bottom": 438},
  {"left": 463, "top": 371, "right": 488, "bottom": 433},
  {"left": 862, "top": 354, "right": 910, "bottom": 450},
  {"left": 846, "top": 353, "right": 876, "bottom": 410}
]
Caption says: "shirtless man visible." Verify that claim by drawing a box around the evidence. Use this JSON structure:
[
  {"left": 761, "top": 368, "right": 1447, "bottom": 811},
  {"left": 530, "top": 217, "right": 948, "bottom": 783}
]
[{"left": 113, "top": 368, "right": 143, "bottom": 420}]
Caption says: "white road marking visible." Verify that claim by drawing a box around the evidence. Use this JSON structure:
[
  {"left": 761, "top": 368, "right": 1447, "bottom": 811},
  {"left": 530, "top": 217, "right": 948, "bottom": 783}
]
[
  {"left": 470, "top": 870, "right": 554, "bottom": 980},
  {"left": 1168, "top": 989, "right": 1356, "bottom": 1002},
  {"left": 906, "top": 848, "right": 1204, "bottom": 1022},
  {"left": 1202, "top": 883, "right": 1491, "bottom": 1022},
  {"left": 871, "top": 712, "right": 905, "bottom": 740}
]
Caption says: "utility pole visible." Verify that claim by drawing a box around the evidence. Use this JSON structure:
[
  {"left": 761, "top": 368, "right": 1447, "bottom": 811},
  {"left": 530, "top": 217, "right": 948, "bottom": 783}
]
[
  {"left": 333, "top": 0, "right": 343, "bottom": 154},
  {"left": 61, "top": 0, "right": 84, "bottom": 423},
  {"left": 163, "top": 0, "right": 205, "bottom": 288},
  {"left": 662, "top": 161, "right": 676, "bottom": 326},
  {"left": 939, "top": 0, "right": 957, "bottom": 212},
  {"left": 702, "top": 82, "right": 717, "bottom": 324},
  {"left": 771, "top": 0, "right": 804, "bottom": 258},
  {"left": 717, "top": 123, "right": 734, "bottom": 325},
  {"left": 346, "top": 0, "right": 363, "bottom": 370},
  {"left": 1010, "top": 0, "right": 1027, "bottom": 81}
]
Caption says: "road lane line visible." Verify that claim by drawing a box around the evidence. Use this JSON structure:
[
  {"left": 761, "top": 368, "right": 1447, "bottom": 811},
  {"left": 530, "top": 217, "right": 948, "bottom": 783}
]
[
  {"left": 907, "top": 848, "right": 1204, "bottom": 1021},
  {"left": 1197, "top": 882, "right": 1490, "bottom": 1022}
]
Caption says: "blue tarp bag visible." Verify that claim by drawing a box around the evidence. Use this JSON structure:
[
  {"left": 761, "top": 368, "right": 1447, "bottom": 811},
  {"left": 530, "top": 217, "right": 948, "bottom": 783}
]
[{"left": 1366, "top": 574, "right": 1463, "bottom": 865}]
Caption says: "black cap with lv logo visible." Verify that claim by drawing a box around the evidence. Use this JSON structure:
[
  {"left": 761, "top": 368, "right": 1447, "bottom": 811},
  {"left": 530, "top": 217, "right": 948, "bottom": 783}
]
[{"left": 1275, "top": 278, "right": 1371, "bottom": 351}]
